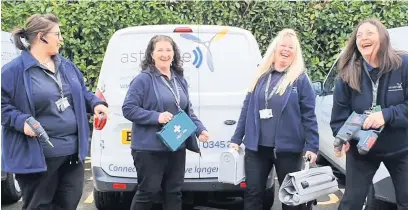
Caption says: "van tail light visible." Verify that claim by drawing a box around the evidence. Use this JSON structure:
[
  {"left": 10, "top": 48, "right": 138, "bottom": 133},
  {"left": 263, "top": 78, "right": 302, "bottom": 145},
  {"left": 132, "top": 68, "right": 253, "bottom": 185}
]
[
  {"left": 173, "top": 27, "right": 193, "bottom": 33},
  {"left": 95, "top": 88, "right": 106, "bottom": 102},
  {"left": 240, "top": 182, "right": 247, "bottom": 188},
  {"left": 112, "top": 183, "right": 127, "bottom": 189},
  {"left": 94, "top": 87, "right": 107, "bottom": 130}
]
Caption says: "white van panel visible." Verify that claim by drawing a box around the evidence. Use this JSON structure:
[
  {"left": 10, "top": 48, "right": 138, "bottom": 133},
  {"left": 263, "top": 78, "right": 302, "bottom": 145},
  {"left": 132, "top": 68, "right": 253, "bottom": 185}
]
[
  {"left": 196, "top": 27, "right": 261, "bottom": 178},
  {"left": 1, "top": 31, "right": 21, "bottom": 68},
  {"left": 92, "top": 25, "right": 262, "bottom": 180},
  {"left": 388, "top": 26, "right": 408, "bottom": 52}
]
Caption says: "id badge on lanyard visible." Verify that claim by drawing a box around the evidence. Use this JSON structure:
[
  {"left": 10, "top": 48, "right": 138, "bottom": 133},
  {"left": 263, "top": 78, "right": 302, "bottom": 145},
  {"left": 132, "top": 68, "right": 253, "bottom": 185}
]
[
  {"left": 362, "top": 63, "right": 381, "bottom": 115},
  {"left": 259, "top": 73, "right": 284, "bottom": 119},
  {"left": 43, "top": 70, "right": 71, "bottom": 112},
  {"left": 160, "top": 76, "right": 181, "bottom": 111}
]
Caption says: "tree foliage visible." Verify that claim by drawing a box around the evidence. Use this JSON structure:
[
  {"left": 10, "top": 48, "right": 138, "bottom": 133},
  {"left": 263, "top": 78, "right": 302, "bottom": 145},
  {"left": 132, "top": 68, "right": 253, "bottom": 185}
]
[{"left": 2, "top": 1, "right": 407, "bottom": 89}]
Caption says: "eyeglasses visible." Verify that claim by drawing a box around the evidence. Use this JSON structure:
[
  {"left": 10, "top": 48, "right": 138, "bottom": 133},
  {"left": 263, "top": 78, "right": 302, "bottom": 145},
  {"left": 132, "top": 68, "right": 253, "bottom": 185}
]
[{"left": 47, "top": 31, "right": 62, "bottom": 39}]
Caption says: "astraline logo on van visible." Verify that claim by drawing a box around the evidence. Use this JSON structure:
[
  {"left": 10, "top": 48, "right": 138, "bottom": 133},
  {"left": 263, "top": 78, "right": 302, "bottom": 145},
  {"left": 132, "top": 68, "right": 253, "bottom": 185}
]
[
  {"left": 192, "top": 46, "right": 203, "bottom": 69},
  {"left": 180, "top": 27, "right": 229, "bottom": 72}
]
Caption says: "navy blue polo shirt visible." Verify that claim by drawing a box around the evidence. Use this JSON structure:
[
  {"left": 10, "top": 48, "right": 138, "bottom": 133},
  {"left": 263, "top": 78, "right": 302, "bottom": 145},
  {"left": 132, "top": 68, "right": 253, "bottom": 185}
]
[
  {"left": 364, "top": 60, "right": 380, "bottom": 81},
  {"left": 258, "top": 70, "right": 285, "bottom": 147},
  {"left": 154, "top": 69, "right": 188, "bottom": 150},
  {"left": 30, "top": 55, "right": 78, "bottom": 157}
]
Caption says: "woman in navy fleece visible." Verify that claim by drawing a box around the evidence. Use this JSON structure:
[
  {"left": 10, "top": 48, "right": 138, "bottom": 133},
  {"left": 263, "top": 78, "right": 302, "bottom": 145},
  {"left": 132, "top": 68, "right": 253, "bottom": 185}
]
[
  {"left": 1, "top": 14, "right": 108, "bottom": 210},
  {"left": 122, "top": 35, "right": 210, "bottom": 210},
  {"left": 330, "top": 18, "right": 408, "bottom": 210},
  {"left": 230, "top": 29, "right": 319, "bottom": 210}
]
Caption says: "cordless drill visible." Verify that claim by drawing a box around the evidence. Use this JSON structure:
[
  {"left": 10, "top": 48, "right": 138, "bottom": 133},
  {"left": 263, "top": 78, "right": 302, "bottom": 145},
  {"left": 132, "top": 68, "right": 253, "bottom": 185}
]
[
  {"left": 333, "top": 111, "right": 381, "bottom": 155},
  {"left": 25, "top": 117, "right": 54, "bottom": 147}
]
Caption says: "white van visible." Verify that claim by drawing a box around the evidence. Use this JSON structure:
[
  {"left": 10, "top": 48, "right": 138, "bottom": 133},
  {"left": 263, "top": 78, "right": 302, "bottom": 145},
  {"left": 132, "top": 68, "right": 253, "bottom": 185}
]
[
  {"left": 1, "top": 31, "right": 22, "bottom": 204},
  {"left": 91, "top": 25, "right": 275, "bottom": 209},
  {"left": 312, "top": 26, "right": 408, "bottom": 209}
]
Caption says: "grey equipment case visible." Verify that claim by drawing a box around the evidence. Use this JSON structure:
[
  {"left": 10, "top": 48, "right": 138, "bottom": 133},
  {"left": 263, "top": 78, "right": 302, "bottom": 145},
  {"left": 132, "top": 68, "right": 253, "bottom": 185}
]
[
  {"left": 218, "top": 147, "right": 245, "bottom": 185},
  {"left": 278, "top": 160, "right": 339, "bottom": 206}
]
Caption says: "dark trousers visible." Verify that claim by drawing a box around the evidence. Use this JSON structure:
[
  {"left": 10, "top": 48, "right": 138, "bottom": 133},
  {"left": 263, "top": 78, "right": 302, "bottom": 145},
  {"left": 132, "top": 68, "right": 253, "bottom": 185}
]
[
  {"left": 14, "top": 154, "right": 84, "bottom": 210},
  {"left": 244, "top": 146, "right": 311, "bottom": 210},
  {"left": 339, "top": 147, "right": 408, "bottom": 210},
  {"left": 130, "top": 149, "right": 186, "bottom": 210}
]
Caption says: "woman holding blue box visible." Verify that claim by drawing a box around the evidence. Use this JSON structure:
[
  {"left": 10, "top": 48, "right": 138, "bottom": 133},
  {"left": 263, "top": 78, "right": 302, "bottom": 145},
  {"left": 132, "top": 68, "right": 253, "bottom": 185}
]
[
  {"left": 230, "top": 29, "right": 319, "bottom": 210},
  {"left": 122, "top": 35, "right": 210, "bottom": 210}
]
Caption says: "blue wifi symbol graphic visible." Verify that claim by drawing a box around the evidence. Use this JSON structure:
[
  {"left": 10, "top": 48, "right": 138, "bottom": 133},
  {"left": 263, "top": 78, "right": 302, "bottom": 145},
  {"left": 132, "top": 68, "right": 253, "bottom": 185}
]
[{"left": 192, "top": 47, "right": 203, "bottom": 68}]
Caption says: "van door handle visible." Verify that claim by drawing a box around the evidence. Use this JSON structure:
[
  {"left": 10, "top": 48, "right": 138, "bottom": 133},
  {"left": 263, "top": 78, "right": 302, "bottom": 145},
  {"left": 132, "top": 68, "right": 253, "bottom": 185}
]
[{"left": 224, "top": 120, "right": 236, "bottom": 125}]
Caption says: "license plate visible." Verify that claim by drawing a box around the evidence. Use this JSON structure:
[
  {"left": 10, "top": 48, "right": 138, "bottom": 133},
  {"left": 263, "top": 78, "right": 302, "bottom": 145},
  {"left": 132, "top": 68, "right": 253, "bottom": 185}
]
[{"left": 121, "top": 129, "right": 131, "bottom": 144}]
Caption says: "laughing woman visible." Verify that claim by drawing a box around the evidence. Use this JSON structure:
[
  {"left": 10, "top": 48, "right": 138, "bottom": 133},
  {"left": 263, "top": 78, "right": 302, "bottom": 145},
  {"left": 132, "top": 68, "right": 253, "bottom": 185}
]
[
  {"left": 122, "top": 35, "right": 210, "bottom": 210},
  {"left": 330, "top": 18, "right": 408, "bottom": 210},
  {"left": 230, "top": 29, "right": 319, "bottom": 210}
]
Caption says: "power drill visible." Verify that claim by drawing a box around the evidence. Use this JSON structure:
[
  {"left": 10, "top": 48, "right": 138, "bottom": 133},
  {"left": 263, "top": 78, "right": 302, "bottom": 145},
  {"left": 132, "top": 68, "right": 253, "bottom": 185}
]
[
  {"left": 25, "top": 117, "right": 54, "bottom": 147},
  {"left": 333, "top": 111, "right": 382, "bottom": 155}
]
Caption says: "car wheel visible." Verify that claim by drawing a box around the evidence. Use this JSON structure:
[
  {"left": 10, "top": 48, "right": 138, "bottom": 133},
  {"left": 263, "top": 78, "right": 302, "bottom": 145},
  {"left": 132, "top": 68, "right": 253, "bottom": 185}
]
[
  {"left": 1, "top": 173, "right": 22, "bottom": 204},
  {"left": 364, "top": 184, "right": 396, "bottom": 210},
  {"left": 94, "top": 189, "right": 122, "bottom": 210}
]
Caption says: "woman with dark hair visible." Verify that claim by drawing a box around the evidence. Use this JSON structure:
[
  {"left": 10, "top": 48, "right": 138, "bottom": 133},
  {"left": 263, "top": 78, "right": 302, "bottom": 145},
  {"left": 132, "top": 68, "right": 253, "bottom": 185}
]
[
  {"left": 330, "top": 18, "right": 408, "bottom": 209},
  {"left": 1, "top": 14, "right": 109, "bottom": 210},
  {"left": 122, "top": 35, "right": 210, "bottom": 210}
]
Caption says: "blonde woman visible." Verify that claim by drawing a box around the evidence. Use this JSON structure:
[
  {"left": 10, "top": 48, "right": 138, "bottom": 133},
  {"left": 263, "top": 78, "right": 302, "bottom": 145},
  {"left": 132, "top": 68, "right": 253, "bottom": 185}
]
[{"left": 230, "top": 29, "right": 319, "bottom": 210}]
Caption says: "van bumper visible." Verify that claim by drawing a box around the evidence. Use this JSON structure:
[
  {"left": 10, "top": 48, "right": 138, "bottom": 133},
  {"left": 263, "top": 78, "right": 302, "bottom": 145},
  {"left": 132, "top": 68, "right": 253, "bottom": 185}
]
[{"left": 92, "top": 166, "right": 248, "bottom": 192}]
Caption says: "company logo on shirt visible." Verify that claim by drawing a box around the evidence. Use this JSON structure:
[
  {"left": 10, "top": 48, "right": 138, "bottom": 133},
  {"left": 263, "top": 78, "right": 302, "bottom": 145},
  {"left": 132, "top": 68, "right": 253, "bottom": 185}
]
[
  {"left": 180, "top": 28, "right": 229, "bottom": 72},
  {"left": 291, "top": 86, "right": 298, "bottom": 94},
  {"left": 388, "top": 82, "right": 403, "bottom": 92}
]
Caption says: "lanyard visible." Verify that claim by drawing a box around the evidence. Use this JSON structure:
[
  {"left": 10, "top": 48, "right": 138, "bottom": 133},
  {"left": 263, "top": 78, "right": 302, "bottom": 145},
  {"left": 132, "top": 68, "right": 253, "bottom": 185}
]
[
  {"left": 43, "top": 70, "right": 64, "bottom": 99},
  {"left": 363, "top": 62, "right": 379, "bottom": 108},
  {"left": 264, "top": 72, "right": 285, "bottom": 109},
  {"left": 160, "top": 76, "right": 181, "bottom": 110}
]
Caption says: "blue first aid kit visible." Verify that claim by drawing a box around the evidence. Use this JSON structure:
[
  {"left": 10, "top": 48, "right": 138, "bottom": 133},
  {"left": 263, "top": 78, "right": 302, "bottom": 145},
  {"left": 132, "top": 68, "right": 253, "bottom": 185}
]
[{"left": 157, "top": 110, "right": 197, "bottom": 151}]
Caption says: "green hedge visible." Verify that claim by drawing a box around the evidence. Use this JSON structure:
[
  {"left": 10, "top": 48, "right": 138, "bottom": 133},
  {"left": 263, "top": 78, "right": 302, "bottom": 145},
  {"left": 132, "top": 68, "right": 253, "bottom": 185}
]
[{"left": 2, "top": 1, "right": 407, "bottom": 90}]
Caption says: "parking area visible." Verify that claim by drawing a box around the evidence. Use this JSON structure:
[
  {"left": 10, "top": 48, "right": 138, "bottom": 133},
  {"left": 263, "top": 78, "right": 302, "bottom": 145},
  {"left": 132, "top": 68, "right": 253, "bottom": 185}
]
[{"left": 1, "top": 157, "right": 344, "bottom": 210}]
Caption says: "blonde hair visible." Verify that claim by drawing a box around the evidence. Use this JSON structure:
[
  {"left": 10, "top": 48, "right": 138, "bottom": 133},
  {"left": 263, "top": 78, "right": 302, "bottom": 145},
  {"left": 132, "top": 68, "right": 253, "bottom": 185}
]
[{"left": 249, "top": 29, "right": 305, "bottom": 95}]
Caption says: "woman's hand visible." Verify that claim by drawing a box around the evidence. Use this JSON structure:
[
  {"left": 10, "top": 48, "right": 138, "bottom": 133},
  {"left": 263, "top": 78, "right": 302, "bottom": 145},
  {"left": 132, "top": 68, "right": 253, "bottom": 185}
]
[
  {"left": 198, "top": 130, "right": 210, "bottom": 142},
  {"left": 334, "top": 142, "right": 350, "bottom": 158},
  {"left": 304, "top": 151, "right": 318, "bottom": 163},
  {"left": 229, "top": 143, "right": 240, "bottom": 152},
  {"left": 158, "top": 111, "right": 173, "bottom": 124},
  {"left": 24, "top": 122, "right": 36, "bottom": 137},
  {"left": 363, "top": 111, "right": 385, "bottom": 129},
  {"left": 94, "top": 104, "right": 109, "bottom": 118}
]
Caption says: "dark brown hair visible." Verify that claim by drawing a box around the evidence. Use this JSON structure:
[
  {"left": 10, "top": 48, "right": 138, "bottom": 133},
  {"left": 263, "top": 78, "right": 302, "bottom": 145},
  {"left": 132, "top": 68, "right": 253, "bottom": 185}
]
[
  {"left": 11, "top": 13, "right": 59, "bottom": 50},
  {"left": 141, "top": 35, "right": 184, "bottom": 75},
  {"left": 338, "top": 18, "right": 402, "bottom": 92}
]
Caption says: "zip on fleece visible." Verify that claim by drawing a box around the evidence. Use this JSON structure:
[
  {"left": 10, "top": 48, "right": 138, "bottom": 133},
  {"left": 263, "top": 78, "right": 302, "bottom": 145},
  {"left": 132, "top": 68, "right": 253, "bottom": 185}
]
[{"left": 23, "top": 65, "right": 47, "bottom": 169}]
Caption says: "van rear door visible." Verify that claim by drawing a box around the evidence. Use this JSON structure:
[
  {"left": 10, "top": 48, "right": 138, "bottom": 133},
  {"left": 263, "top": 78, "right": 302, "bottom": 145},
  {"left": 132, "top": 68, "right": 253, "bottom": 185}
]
[
  {"left": 96, "top": 25, "right": 201, "bottom": 179},
  {"left": 193, "top": 26, "right": 262, "bottom": 178},
  {"left": 1, "top": 31, "right": 21, "bottom": 68}
]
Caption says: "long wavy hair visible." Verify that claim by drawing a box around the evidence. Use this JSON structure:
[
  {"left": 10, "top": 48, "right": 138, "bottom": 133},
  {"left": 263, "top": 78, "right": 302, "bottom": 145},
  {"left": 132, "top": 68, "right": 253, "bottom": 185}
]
[
  {"left": 338, "top": 18, "right": 403, "bottom": 92},
  {"left": 141, "top": 35, "right": 184, "bottom": 75},
  {"left": 249, "top": 29, "right": 305, "bottom": 95}
]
